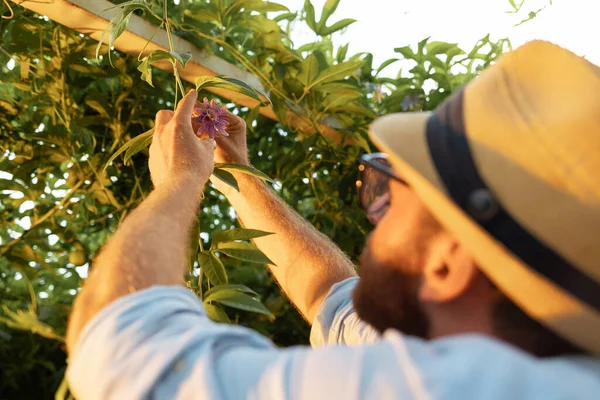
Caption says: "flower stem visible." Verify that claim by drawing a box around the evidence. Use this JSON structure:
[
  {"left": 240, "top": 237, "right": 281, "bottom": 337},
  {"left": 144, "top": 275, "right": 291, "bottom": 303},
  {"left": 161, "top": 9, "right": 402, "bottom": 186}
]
[{"left": 163, "top": 0, "right": 185, "bottom": 103}]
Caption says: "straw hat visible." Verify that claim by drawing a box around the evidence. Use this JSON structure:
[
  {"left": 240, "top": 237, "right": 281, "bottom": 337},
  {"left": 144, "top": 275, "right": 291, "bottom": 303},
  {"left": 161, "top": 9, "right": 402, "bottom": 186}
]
[{"left": 368, "top": 40, "right": 600, "bottom": 354}]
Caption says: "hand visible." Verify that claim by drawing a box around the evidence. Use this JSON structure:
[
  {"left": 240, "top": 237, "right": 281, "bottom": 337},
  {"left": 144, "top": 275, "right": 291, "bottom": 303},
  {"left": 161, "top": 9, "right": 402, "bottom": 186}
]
[
  {"left": 214, "top": 113, "right": 249, "bottom": 165},
  {"left": 149, "top": 90, "right": 215, "bottom": 189}
]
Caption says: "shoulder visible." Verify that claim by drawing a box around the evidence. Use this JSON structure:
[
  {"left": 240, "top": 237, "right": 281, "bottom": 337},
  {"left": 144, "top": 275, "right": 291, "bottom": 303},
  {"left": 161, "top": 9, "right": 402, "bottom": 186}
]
[{"left": 382, "top": 332, "right": 600, "bottom": 400}]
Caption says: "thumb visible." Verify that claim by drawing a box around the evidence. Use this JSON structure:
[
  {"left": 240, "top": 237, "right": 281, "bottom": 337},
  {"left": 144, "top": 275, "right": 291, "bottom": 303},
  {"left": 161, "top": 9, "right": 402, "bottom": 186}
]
[
  {"left": 200, "top": 138, "right": 217, "bottom": 152},
  {"left": 174, "top": 90, "right": 198, "bottom": 122}
]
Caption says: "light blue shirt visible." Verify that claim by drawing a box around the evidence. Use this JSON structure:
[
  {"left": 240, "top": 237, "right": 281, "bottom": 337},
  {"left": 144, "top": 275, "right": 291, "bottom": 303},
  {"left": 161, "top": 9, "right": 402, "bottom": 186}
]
[{"left": 68, "top": 277, "right": 600, "bottom": 399}]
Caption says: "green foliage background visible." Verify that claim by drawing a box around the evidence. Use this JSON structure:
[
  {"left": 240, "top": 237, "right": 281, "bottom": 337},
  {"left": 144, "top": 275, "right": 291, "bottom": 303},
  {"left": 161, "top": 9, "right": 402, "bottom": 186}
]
[{"left": 0, "top": 0, "right": 518, "bottom": 397}]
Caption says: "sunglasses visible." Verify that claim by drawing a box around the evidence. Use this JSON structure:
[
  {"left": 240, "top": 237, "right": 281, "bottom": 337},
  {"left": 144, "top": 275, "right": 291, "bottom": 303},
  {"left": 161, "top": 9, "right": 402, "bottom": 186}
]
[{"left": 356, "top": 153, "right": 407, "bottom": 225}]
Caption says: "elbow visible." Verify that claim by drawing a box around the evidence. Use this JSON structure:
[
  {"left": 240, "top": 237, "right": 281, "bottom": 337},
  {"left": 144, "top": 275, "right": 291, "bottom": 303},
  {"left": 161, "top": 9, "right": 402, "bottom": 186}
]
[
  {"left": 65, "top": 275, "right": 108, "bottom": 355},
  {"left": 66, "top": 291, "right": 88, "bottom": 354}
]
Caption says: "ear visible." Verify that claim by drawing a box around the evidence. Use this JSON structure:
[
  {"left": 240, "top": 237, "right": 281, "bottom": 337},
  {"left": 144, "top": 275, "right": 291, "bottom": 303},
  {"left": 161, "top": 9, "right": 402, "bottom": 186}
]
[{"left": 419, "top": 239, "right": 478, "bottom": 303}]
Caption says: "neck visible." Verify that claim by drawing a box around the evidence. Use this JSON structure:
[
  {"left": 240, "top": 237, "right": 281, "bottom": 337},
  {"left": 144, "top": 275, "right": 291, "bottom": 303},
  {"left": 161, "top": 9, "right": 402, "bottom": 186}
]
[{"left": 426, "top": 279, "right": 498, "bottom": 340}]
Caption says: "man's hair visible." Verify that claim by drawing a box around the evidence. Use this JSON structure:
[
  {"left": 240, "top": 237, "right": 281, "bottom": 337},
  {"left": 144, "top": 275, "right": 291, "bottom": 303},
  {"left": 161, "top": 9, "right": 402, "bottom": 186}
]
[{"left": 492, "top": 293, "right": 586, "bottom": 357}]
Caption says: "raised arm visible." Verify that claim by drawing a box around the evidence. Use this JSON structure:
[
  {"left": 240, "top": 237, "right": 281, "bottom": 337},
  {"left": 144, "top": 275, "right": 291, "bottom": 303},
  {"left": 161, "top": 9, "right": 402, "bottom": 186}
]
[
  {"left": 66, "top": 91, "right": 214, "bottom": 353},
  {"left": 211, "top": 116, "right": 357, "bottom": 323}
]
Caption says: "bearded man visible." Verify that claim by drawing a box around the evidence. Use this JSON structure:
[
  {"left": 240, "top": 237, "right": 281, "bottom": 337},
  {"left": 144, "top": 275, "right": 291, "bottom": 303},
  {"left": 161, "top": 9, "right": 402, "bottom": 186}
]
[{"left": 65, "top": 41, "right": 600, "bottom": 399}]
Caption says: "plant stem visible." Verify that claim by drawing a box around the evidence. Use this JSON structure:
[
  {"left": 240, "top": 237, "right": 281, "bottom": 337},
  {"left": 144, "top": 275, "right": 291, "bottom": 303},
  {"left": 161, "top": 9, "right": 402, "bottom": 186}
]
[
  {"left": 163, "top": 0, "right": 185, "bottom": 104},
  {"left": 174, "top": 66, "right": 186, "bottom": 97}
]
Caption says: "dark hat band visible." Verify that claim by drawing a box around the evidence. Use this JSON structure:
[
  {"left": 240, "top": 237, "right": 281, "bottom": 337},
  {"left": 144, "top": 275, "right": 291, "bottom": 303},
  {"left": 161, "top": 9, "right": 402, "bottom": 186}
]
[{"left": 425, "top": 90, "right": 600, "bottom": 311}]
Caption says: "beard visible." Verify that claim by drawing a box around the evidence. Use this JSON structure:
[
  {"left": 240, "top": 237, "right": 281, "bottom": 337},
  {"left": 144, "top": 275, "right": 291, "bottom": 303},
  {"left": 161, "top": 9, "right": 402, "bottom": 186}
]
[{"left": 352, "top": 239, "right": 430, "bottom": 339}]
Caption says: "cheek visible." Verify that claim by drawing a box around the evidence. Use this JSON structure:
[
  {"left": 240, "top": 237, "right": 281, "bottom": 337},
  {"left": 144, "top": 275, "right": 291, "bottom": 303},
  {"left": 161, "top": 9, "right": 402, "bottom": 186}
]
[
  {"left": 366, "top": 214, "right": 400, "bottom": 266},
  {"left": 367, "top": 199, "right": 417, "bottom": 265},
  {"left": 363, "top": 191, "right": 434, "bottom": 275}
]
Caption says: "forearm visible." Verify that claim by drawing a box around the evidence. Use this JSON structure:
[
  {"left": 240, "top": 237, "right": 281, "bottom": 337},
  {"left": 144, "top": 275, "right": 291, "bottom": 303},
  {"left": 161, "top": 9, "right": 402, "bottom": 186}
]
[
  {"left": 66, "top": 177, "right": 203, "bottom": 352},
  {"left": 215, "top": 173, "right": 357, "bottom": 322}
]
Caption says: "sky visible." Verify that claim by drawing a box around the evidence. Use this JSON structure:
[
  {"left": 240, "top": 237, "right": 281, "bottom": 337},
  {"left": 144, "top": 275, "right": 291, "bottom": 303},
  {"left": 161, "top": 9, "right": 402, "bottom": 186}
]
[{"left": 278, "top": 0, "right": 600, "bottom": 73}]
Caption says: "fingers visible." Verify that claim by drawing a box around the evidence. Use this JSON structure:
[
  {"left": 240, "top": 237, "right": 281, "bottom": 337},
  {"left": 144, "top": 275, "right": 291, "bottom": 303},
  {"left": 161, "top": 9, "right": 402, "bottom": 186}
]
[
  {"left": 226, "top": 113, "right": 246, "bottom": 129},
  {"left": 155, "top": 110, "right": 174, "bottom": 127},
  {"left": 222, "top": 113, "right": 246, "bottom": 141},
  {"left": 202, "top": 138, "right": 217, "bottom": 150},
  {"left": 174, "top": 89, "right": 199, "bottom": 122}
]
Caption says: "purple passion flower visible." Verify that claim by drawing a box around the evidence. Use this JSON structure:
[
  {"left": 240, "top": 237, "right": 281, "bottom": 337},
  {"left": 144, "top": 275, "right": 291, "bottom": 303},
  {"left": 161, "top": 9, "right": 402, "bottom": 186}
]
[{"left": 191, "top": 97, "right": 229, "bottom": 139}]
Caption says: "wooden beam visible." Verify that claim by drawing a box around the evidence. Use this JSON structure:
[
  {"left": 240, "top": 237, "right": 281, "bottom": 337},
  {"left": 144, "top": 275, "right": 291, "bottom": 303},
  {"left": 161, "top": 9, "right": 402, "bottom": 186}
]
[{"left": 12, "top": 0, "right": 345, "bottom": 143}]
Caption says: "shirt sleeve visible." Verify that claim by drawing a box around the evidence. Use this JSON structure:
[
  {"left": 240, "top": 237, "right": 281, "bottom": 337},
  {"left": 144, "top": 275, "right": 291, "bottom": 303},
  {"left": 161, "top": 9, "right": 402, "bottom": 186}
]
[
  {"left": 66, "top": 285, "right": 422, "bottom": 400},
  {"left": 310, "top": 277, "right": 380, "bottom": 347}
]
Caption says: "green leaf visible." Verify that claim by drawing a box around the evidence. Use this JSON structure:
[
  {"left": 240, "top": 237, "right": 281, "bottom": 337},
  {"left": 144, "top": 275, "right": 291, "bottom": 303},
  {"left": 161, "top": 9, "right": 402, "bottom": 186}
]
[
  {"left": 321, "top": 18, "right": 356, "bottom": 35},
  {"left": 137, "top": 50, "right": 176, "bottom": 86},
  {"left": 417, "top": 37, "right": 431, "bottom": 55},
  {"left": 143, "top": 49, "right": 175, "bottom": 64},
  {"left": 216, "top": 242, "right": 275, "bottom": 265},
  {"left": 270, "top": 95, "right": 289, "bottom": 124},
  {"left": 427, "top": 54, "right": 447, "bottom": 70},
  {"left": 394, "top": 45, "right": 416, "bottom": 60},
  {"left": 376, "top": 58, "right": 399, "bottom": 76},
  {"left": 346, "top": 130, "right": 371, "bottom": 153},
  {"left": 336, "top": 43, "right": 349, "bottom": 63},
  {"left": 239, "top": 14, "right": 281, "bottom": 33},
  {"left": 506, "top": 0, "right": 524, "bottom": 13},
  {"left": 426, "top": 41, "right": 459, "bottom": 56},
  {"left": 103, "top": 128, "right": 153, "bottom": 171},
  {"left": 227, "top": 0, "right": 289, "bottom": 14},
  {"left": 318, "top": 0, "right": 341, "bottom": 30},
  {"left": 0, "top": 178, "right": 28, "bottom": 193},
  {"left": 195, "top": 75, "right": 270, "bottom": 105},
  {"left": 297, "top": 54, "right": 319, "bottom": 87},
  {"left": 204, "top": 288, "right": 248, "bottom": 302},
  {"left": 245, "top": 105, "right": 261, "bottom": 130},
  {"left": 183, "top": 8, "right": 220, "bottom": 24},
  {"left": 197, "top": 251, "right": 228, "bottom": 285},
  {"left": 249, "top": 1, "right": 289, "bottom": 12},
  {"left": 137, "top": 58, "right": 153, "bottom": 86},
  {"left": 104, "top": 0, "right": 149, "bottom": 12},
  {"left": 212, "top": 168, "right": 239, "bottom": 192},
  {"left": 171, "top": 51, "right": 192, "bottom": 68},
  {"left": 274, "top": 12, "right": 297, "bottom": 22},
  {"left": 204, "top": 303, "right": 230, "bottom": 323},
  {"left": 84, "top": 196, "right": 98, "bottom": 215},
  {"left": 95, "top": 21, "right": 110, "bottom": 60},
  {"left": 211, "top": 228, "right": 273, "bottom": 247},
  {"left": 307, "top": 60, "right": 363, "bottom": 90},
  {"left": 204, "top": 283, "right": 259, "bottom": 299},
  {"left": 322, "top": 92, "right": 362, "bottom": 112},
  {"left": 409, "top": 64, "right": 429, "bottom": 78},
  {"left": 84, "top": 98, "right": 109, "bottom": 117},
  {"left": 303, "top": 0, "right": 317, "bottom": 31},
  {"left": 205, "top": 290, "right": 273, "bottom": 317},
  {"left": 0, "top": 305, "right": 64, "bottom": 342},
  {"left": 319, "top": 81, "right": 361, "bottom": 94},
  {"left": 446, "top": 46, "right": 466, "bottom": 63},
  {"left": 214, "top": 163, "right": 273, "bottom": 183},
  {"left": 104, "top": 2, "right": 149, "bottom": 65},
  {"left": 123, "top": 132, "right": 153, "bottom": 164}
]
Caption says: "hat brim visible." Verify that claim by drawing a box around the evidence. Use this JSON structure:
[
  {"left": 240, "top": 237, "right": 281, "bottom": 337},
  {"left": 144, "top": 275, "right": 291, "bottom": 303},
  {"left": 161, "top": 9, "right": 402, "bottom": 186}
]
[{"left": 369, "top": 112, "right": 600, "bottom": 354}]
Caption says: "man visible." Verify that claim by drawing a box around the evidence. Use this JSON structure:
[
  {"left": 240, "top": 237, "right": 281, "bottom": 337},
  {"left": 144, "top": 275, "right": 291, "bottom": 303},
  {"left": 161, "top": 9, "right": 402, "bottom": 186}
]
[{"left": 65, "top": 40, "right": 600, "bottom": 399}]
